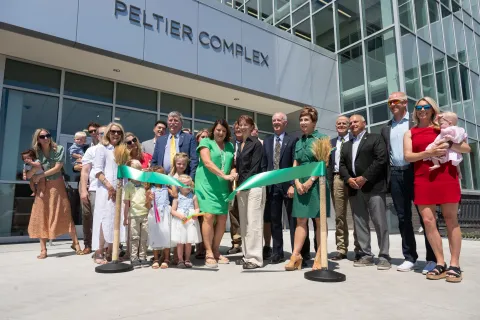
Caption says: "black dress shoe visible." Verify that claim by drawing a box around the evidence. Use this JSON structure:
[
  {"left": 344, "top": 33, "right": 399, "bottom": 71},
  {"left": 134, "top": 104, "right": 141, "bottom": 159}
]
[
  {"left": 263, "top": 246, "right": 272, "bottom": 260},
  {"left": 270, "top": 255, "right": 286, "bottom": 264},
  {"left": 330, "top": 252, "right": 347, "bottom": 261},
  {"left": 235, "top": 258, "right": 246, "bottom": 266},
  {"left": 243, "top": 262, "right": 260, "bottom": 269}
]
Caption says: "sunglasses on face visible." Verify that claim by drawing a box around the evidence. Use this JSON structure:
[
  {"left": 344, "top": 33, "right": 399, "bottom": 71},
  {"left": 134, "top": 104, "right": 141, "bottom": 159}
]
[
  {"left": 388, "top": 99, "right": 404, "bottom": 106},
  {"left": 415, "top": 104, "right": 432, "bottom": 110},
  {"left": 126, "top": 138, "right": 137, "bottom": 145},
  {"left": 39, "top": 134, "right": 51, "bottom": 140},
  {"left": 88, "top": 129, "right": 97, "bottom": 134},
  {"left": 110, "top": 130, "right": 122, "bottom": 135}
]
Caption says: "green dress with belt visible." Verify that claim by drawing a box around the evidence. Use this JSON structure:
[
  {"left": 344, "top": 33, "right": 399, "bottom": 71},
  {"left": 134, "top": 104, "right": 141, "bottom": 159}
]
[
  {"left": 292, "top": 130, "right": 330, "bottom": 218},
  {"left": 194, "top": 138, "right": 234, "bottom": 215}
]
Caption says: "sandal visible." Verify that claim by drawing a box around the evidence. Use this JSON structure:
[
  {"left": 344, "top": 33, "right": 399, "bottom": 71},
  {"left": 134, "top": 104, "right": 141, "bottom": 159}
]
[
  {"left": 37, "top": 250, "right": 47, "bottom": 259},
  {"left": 71, "top": 243, "right": 84, "bottom": 256},
  {"left": 205, "top": 255, "right": 218, "bottom": 268},
  {"left": 215, "top": 255, "right": 230, "bottom": 264},
  {"left": 160, "top": 261, "right": 169, "bottom": 269},
  {"left": 152, "top": 260, "right": 160, "bottom": 269},
  {"left": 177, "top": 261, "right": 186, "bottom": 269},
  {"left": 446, "top": 266, "right": 463, "bottom": 283},
  {"left": 93, "top": 253, "right": 106, "bottom": 265},
  {"left": 426, "top": 264, "right": 447, "bottom": 280},
  {"left": 185, "top": 260, "right": 193, "bottom": 268}
]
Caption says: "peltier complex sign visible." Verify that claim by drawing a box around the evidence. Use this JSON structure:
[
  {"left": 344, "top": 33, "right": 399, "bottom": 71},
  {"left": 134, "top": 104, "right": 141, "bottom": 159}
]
[{"left": 114, "top": 0, "right": 269, "bottom": 67}]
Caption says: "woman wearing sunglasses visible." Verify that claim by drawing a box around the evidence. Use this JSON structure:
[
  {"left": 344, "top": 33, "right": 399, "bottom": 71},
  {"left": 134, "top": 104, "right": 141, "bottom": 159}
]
[
  {"left": 125, "top": 132, "right": 152, "bottom": 169},
  {"left": 28, "top": 128, "right": 83, "bottom": 259},
  {"left": 404, "top": 97, "right": 470, "bottom": 283},
  {"left": 91, "top": 122, "right": 126, "bottom": 264}
]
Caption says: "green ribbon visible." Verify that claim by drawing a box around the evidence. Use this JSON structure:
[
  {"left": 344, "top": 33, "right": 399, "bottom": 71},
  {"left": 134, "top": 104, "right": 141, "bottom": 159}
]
[
  {"left": 117, "top": 165, "right": 186, "bottom": 187},
  {"left": 227, "top": 161, "right": 326, "bottom": 201}
]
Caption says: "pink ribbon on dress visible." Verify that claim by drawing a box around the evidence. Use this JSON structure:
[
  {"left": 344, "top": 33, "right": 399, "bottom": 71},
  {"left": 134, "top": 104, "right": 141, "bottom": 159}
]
[{"left": 153, "top": 196, "right": 161, "bottom": 223}]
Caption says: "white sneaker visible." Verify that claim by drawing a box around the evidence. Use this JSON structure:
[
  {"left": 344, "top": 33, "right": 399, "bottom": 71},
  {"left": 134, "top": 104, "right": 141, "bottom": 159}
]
[
  {"left": 422, "top": 261, "right": 436, "bottom": 275},
  {"left": 397, "top": 260, "right": 416, "bottom": 272}
]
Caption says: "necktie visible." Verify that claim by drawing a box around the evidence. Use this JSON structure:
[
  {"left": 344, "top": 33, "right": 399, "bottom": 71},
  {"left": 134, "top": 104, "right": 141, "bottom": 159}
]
[
  {"left": 340, "top": 137, "right": 345, "bottom": 152},
  {"left": 274, "top": 137, "right": 281, "bottom": 170},
  {"left": 170, "top": 135, "right": 176, "bottom": 166}
]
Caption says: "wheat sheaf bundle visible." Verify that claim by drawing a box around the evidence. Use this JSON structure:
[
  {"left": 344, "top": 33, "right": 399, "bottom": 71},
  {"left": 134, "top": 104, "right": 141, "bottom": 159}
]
[
  {"left": 311, "top": 137, "right": 332, "bottom": 165},
  {"left": 114, "top": 143, "right": 131, "bottom": 166}
]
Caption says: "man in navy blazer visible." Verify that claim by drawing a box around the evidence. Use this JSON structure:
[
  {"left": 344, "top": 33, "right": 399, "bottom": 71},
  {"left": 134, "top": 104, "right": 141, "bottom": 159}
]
[
  {"left": 261, "top": 112, "right": 311, "bottom": 264},
  {"left": 151, "top": 111, "right": 198, "bottom": 179}
]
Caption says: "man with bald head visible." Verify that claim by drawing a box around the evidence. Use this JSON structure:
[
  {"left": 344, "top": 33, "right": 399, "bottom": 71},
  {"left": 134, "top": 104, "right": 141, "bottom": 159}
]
[{"left": 339, "top": 114, "right": 391, "bottom": 270}]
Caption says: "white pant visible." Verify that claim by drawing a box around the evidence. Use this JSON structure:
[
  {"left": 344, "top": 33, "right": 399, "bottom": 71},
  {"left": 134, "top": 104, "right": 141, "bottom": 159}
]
[{"left": 236, "top": 187, "right": 266, "bottom": 266}]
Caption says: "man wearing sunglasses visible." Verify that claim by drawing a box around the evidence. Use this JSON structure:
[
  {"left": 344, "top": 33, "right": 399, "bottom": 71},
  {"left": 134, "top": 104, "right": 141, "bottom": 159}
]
[
  {"left": 79, "top": 123, "right": 104, "bottom": 255},
  {"left": 142, "top": 120, "right": 167, "bottom": 156},
  {"left": 381, "top": 92, "right": 435, "bottom": 273}
]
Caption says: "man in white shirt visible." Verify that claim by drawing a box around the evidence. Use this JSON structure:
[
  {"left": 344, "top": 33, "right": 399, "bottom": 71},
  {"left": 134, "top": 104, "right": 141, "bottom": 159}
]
[{"left": 80, "top": 126, "right": 106, "bottom": 254}]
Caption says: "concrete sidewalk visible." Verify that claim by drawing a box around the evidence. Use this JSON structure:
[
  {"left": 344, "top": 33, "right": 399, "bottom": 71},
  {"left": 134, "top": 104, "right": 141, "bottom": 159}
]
[{"left": 0, "top": 232, "right": 479, "bottom": 320}]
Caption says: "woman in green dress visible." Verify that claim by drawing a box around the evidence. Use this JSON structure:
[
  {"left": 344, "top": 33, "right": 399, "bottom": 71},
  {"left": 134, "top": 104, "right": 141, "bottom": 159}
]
[
  {"left": 195, "top": 119, "right": 237, "bottom": 268},
  {"left": 285, "top": 107, "right": 330, "bottom": 271}
]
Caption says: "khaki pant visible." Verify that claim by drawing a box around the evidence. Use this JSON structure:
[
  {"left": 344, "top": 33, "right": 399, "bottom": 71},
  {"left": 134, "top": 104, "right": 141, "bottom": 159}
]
[
  {"left": 332, "top": 174, "right": 349, "bottom": 255},
  {"left": 130, "top": 215, "right": 148, "bottom": 261},
  {"left": 229, "top": 198, "right": 242, "bottom": 246},
  {"left": 81, "top": 188, "right": 96, "bottom": 248},
  {"left": 237, "top": 187, "right": 266, "bottom": 266}
]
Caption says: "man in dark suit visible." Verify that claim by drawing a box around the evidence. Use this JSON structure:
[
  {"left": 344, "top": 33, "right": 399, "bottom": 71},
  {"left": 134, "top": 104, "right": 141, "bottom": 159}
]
[
  {"left": 261, "top": 112, "right": 311, "bottom": 264},
  {"left": 327, "top": 116, "right": 354, "bottom": 261},
  {"left": 151, "top": 111, "right": 198, "bottom": 178},
  {"left": 339, "top": 114, "right": 391, "bottom": 270}
]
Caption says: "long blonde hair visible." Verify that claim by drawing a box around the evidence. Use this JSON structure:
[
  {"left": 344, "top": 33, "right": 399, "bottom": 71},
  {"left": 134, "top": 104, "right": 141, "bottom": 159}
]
[
  {"left": 412, "top": 96, "right": 440, "bottom": 127},
  {"left": 31, "top": 128, "right": 57, "bottom": 157},
  {"left": 125, "top": 132, "right": 143, "bottom": 161},
  {"left": 170, "top": 152, "right": 190, "bottom": 176},
  {"left": 102, "top": 122, "right": 125, "bottom": 146}
]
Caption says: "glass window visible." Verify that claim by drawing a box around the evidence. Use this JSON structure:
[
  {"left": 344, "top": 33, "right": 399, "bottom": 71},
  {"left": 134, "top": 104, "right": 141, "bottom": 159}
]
[
  {"left": 61, "top": 99, "right": 112, "bottom": 136},
  {"left": 369, "top": 104, "right": 390, "bottom": 123},
  {"left": 293, "top": 18, "right": 312, "bottom": 42},
  {"left": 366, "top": 30, "right": 399, "bottom": 104},
  {"left": 428, "top": 0, "right": 444, "bottom": 50},
  {"left": 475, "top": 20, "right": 480, "bottom": 34},
  {"left": 228, "top": 108, "right": 254, "bottom": 126},
  {"left": 466, "top": 108, "right": 477, "bottom": 132},
  {"left": 4, "top": 59, "right": 61, "bottom": 94},
  {"left": 418, "top": 39, "right": 436, "bottom": 100},
  {"left": 114, "top": 108, "right": 157, "bottom": 143},
  {"left": 399, "top": 0, "right": 415, "bottom": 30},
  {"left": 195, "top": 100, "right": 226, "bottom": 122},
  {"left": 256, "top": 113, "right": 273, "bottom": 132},
  {"left": 312, "top": 0, "right": 330, "bottom": 13},
  {"left": 460, "top": 65, "right": 471, "bottom": 101},
  {"left": 459, "top": 151, "right": 474, "bottom": 189},
  {"left": 224, "top": 0, "right": 233, "bottom": 7},
  {"left": 414, "top": 0, "right": 431, "bottom": 41},
  {"left": 337, "top": 0, "right": 362, "bottom": 49},
  {"left": 116, "top": 83, "right": 157, "bottom": 112},
  {"left": 448, "top": 57, "right": 462, "bottom": 103},
  {"left": 451, "top": 0, "right": 463, "bottom": 20},
  {"left": 275, "top": 0, "right": 291, "bottom": 23},
  {"left": 433, "top": 49, "right": 450, "bottom": 106},
  {"left": 339, "top": 43, "right": 366, "bottom": 111},
  {"left": 465, "top": 27, "right": 479, "bottom": 72},
  {"left": 463, "top": 0, "right": 473, "bottom": 13},
  {"left": 368, "top": 123, "right": 384, "bottom": 134},
  {"left": 464, "top": 12, "right": 473, "bottom": 29},
  {"left": 401, "top": 29, "right": 421, "bottom": 99},
  {"left": 471, "top": 73, "right": 480, "bottom": 123},
  {"left": 276, "top": 15, "right": 291, "bottom": 31},
  {"left": 344, "top": 108, "right": 368, "bottom": 123},
  {"left": 0, "top": 89, "right": 59, "bottom": 181},
  {"left": 472, "top": 0, "right": 480, "bottom": 21},
  {"left": 246, "top": 0, "right": 259, "bottom": 19},
  {"left": 193, "top": 120, "right": 213, "bottom": 133},
  {"left": 64, "top": 72, "right": 113, "bottom": 103},
  {"left": 292, "top": 2, "right": 310, "bottom": 25},
  {"left": 477, "top": 34, "right": 480, "bottom": 72},
  {"left": 442, "top": 7, "right": 457, "bottom": 58},
  {"left": 453, "top": 17, "right": 467, "bottom": 63},
  {"left": 235, "top": 1, "right": 245, "bottom": 12},
  {"left": 312, "top": 5, "right": 335, "bottom": 52},
  {"left": 469, "top": 142, "right": 480, "bottom": 189},
  {"left": 363, "top": 0, "right": 393, "bottom": 36},
  {"left": 160, "top": 93, "right": 192, "bottom": 117},
  {"left": 291, "top": 0, "right": 308, "bottom": 11},
  {"left": 259, "top": 0, "right": 274, "bottom": 24}
]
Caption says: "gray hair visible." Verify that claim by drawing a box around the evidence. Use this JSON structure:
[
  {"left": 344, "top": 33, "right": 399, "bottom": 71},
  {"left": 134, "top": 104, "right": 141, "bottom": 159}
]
[
  {"left": 272, "top": 112, "right": 287, "bottom": 122},
  {"left": 168, "top": 111, "right": 183, "bottom": 124},
  {"left": 350, "top": 114, "right": 366, "bottom": 122}
]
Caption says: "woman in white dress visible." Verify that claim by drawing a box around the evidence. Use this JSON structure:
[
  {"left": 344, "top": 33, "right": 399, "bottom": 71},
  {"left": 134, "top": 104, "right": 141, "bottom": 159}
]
[{"left": 91, "top": 122, "right": 126, "bottom": 264}]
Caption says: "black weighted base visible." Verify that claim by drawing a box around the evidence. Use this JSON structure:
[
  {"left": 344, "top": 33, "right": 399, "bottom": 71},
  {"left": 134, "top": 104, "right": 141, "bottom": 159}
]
[
  {"left": 304, "top": 269, "right": 346, "bottom": 282},
  {"left": 95, "top": 261, "right": 133, "bottom": 274}
]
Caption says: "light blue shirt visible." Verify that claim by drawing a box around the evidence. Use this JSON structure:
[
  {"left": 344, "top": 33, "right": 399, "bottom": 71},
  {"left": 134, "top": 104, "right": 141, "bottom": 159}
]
[
  {"left": 352, "top": 130, "right": 366, "bottom": 176},
  {"left": 163, "top": 132, "right": 180, "bottom": 173},
  {"left": 273, "top": 132, "right": 285, "bottom": 157},
  {"left": 390, "top": 112, "right": 410, "bottom": 166}
]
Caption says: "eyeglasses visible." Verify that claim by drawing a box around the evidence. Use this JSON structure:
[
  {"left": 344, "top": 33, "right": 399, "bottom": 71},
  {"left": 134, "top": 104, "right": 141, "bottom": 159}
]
[
  {"left": 110, "top": 130, "right": 122, "bottom": 135},
  {"left": 415, "top": 104, "right": 432, "bottom": 110},
  {"left": 388, "top": 99, "right": 404, "bottom": 106},
  {"left": 88, "top": 129, "right": 97, "bottom": 134},
  {"left": 38, "top": 134, "right": 51, "bottom": 140},
  {"left": 126, "top": 138, "right": 137, "bottom": 145}
]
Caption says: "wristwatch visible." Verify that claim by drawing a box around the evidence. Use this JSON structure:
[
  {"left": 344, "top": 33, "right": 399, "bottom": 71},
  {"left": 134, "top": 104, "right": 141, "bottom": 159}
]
[{"left": 311, "top": 177, "right": 316, "bottom": 182}]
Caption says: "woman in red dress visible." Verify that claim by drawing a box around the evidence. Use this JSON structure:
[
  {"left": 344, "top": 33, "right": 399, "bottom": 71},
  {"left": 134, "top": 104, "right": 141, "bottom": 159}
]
[
  {"left": 404, "top": 97, "right": 470, "bottom": 282},
  {"left": 125, "top": 132, "right": 152, "bottom": 169}
]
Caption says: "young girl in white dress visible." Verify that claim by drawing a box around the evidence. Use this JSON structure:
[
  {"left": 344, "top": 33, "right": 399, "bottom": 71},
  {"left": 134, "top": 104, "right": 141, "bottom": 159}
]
[
  {"left": 171, "top": 174, "right": 202, "bottom": 268},
  {"left": 148, "top": 166, "right": 172, "bottom": 269},
  {"left": 169, "top": 152, "right": 189, "bottom": 198}
]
